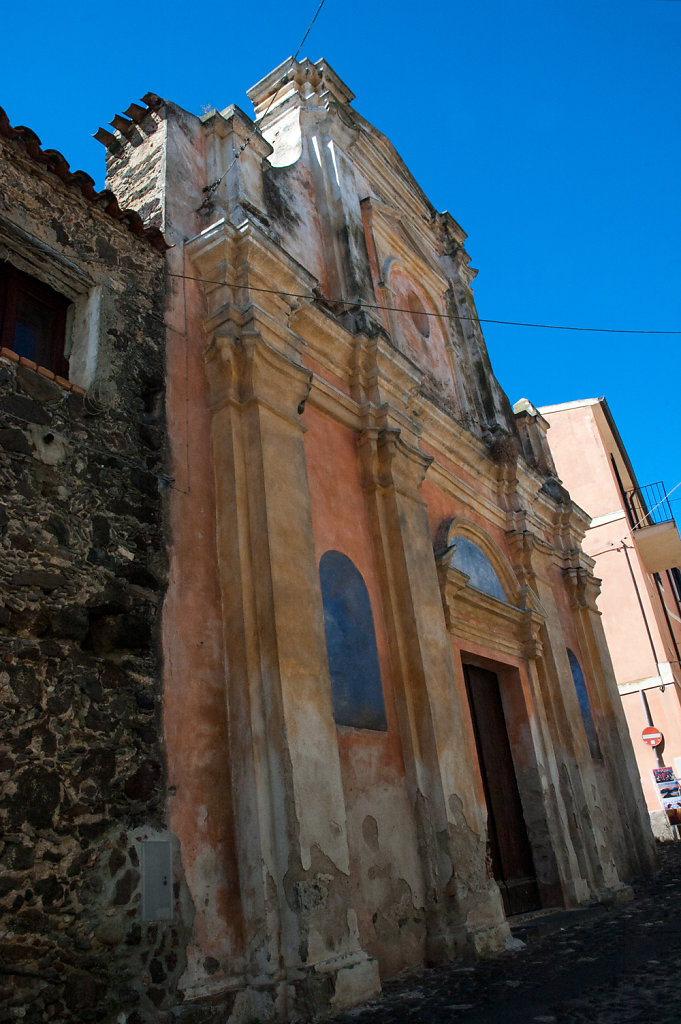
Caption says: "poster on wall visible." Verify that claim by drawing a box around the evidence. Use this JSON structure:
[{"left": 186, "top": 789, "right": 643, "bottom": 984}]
[{"left": 651, "top": 767, "right": 681, "bottom": 826}]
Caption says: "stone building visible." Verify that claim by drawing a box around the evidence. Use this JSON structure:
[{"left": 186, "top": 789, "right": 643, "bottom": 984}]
[
  {"left": 0, "top": 105, "right": 182, "bottom": 1020},
  {"left": 536, "top": 396, "right": 681, "bottom": 838},
  {"left": 1, "top": 57, "right": 655, "bottom": 1024}
]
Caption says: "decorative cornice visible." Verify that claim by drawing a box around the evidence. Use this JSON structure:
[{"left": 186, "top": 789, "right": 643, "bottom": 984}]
[
  {"left": 247, "top": 58, "right": 355, "bottom": 123},
  {"left": 205, "top": 328, "right": 312, "bottom": 427},
  {"left": 358, "top": 425, "right": 432, "bottom": 499},
  {"left": 437, "top": 564, "right": 545, "bottom": 661},
  {"left": 202, "top": 104, "right": 273, "bottom": 159}
]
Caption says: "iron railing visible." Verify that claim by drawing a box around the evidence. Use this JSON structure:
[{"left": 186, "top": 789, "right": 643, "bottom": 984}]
[{"left": 624, "top": 481, "right": 674, "bottom": 530}]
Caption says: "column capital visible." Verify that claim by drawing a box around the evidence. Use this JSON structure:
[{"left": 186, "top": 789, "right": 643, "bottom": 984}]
[
  {"left": 505, "top": 508, "right": 558, "bottom": 582},
  {"left": 205, "top": 329, "right": 312, "bottom": 425},
  {"left": 358, "top": 425, "right": 432, "bottom": 498},
  {"left": 520, "top": 609, "right": 545, "bottom": 660},
  {"left": 562, "top": 565, "right": 602, "bottom": 612}
]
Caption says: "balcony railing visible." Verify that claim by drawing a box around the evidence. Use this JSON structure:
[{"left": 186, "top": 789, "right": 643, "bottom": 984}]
[
  {"left": 624, "top": 481, "right": 674, "bottom": 530},
  {"left": 625, "top": 482, "right": 681, "bottom": 574}
]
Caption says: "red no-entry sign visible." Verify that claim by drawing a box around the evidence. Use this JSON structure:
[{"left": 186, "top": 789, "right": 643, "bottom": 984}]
[{"left": 642, "top": 726, "right": 664, "bottom": 747}]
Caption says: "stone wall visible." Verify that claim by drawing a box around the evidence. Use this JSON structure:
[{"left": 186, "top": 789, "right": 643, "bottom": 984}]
[{"left": 0, "top": 121, "right": 191, "bottom": 1023}]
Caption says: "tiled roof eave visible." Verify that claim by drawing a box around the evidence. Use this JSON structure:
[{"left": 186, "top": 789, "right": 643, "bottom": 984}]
[{"left": 0, "top": 105, "right": 170, "bottom": 253}]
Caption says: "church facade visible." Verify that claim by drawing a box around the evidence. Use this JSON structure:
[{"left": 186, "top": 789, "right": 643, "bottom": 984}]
[
  {"left": 0, "top": 57, "right": 654, "bottom": 1023},
  {"left": 102, "top": 57, "right": 653, "bottom": 1016}
]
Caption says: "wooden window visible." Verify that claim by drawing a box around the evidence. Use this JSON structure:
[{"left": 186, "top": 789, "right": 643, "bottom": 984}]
[{"left": 0, "top": 263, "right": 69, "bottom": 376}]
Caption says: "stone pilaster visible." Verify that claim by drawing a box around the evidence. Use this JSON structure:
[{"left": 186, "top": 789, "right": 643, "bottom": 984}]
[
  {"left": 358, "top": 421, "right": 509, "bottom": 959},
  {"left": 506, "top": 525, "right": 624, "bottom": 897},
  {"left": 564, "top": 566, "right": 656, "bottom": 877},
  {"left": 204, "top": 325, "right": 379, "bottom": 1010}
]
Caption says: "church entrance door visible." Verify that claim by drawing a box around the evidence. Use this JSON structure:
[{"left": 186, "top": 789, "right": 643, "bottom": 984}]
[{"left": 463, "top": 663, "right": 541, "bottom": 917}]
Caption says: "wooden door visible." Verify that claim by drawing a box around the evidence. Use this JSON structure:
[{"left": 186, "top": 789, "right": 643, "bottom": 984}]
[{"left": 463, "top": 664, "right": 540, "bottom": 916}]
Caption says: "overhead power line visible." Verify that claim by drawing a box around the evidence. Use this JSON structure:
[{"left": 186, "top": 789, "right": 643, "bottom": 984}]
[
  {"left": 167, "top": 271, "right": 681, "bottom": 336},
  {"left": 292, "top": 0, "right": 327, "bottom": 61},
  {"left": 200, "top": 0, "right": 328, "bottom": 205}
]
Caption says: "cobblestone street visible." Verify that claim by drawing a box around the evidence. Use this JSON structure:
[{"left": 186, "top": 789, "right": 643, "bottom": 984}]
[{"left": 333, "top": 841, "right": 681, "bottom": 1024}]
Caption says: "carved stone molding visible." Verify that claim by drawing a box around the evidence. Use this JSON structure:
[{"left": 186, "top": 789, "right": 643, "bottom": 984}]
[
  {"left": 485, "top": 428, "right": 519, "bottom": 469},
  {"left": 436, "top": 565, "right": 470, "bottom": 630},
  {"left": 437, "top": 563, "right": 546, "bottom": 661},
  {"left": 505, "top": 528, "right": 540, "bottom": 589},
  {"left": 505, "top": 515, "right": 556, "bottom": 589},
  {"left": 520, "top": 610, "right": 545, "bottom": 661},
  {"left": 186, "top": 216, "right": 318, "bottom": 342},
  {"left": 358, "top": 425, "right": 433, "bottom": 499},
  {"left": 205, "top": 328, "right": 313, "bottom": 425},
  {"left": 562, "top": 565, "right": 602, "bottom": 613},
  {"left": 351, "top": 329, "right": 425, "bottom": 419}
]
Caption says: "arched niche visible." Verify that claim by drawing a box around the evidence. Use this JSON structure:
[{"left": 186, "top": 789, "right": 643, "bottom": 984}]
[
  {"left": 434, "top": 519, "right": 542, "bottom": 659},
  {"left": 319, "top": 550, "right": 387, "bottom": 731},
  {"left": 567, "top": 649, "right": 602, "bottom": 760},
  {"left": 382, "top": 261, "right": 451, "bottom": 383},
  {"left": 448, "top": 535, "right": 507, "bottom": 602},
  {"left": 435, "top": 517, "right": 521, "bottom": 605}
]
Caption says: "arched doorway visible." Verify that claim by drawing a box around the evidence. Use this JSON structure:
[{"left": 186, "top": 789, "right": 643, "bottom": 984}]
[{"left": 436, "top": 522, "right": 544, "bottom": 917}]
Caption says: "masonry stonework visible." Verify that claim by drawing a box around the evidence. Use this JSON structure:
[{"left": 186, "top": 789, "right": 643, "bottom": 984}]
[{"left": 0, "top": 114, "right": 194, "bottom": 1022}]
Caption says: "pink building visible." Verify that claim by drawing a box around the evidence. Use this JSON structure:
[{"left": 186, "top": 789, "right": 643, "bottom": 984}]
[{"left": 534, "top": 397, "right": 681, "bottom": 836}]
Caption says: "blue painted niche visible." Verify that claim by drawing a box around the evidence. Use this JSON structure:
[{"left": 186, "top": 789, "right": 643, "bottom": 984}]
[
  {"left": 449, "top": 535, "right": 507, "bottom": 603},
  {"left": 319, "top": 550, "right": 387, "bottom": 731},
  {"left": 567, "top": 649, "right": 602, "bottom": 759}
]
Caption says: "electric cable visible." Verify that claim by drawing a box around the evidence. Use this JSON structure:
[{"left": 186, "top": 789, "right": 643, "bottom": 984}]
[
  {"left": 166, "top": 271, "right": 681, "bottom": 336},
  {"left": 586, "top": 478, "right": 681, "bottom": 557},
  {"left": 199, "top": 0, "right": 328, "bottom": 207},
  {"left": 20, "top": 247, "right": 680, "bottom": 338}
]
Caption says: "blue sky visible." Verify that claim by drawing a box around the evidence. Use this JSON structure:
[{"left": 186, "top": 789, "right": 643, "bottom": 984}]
[{"left": 2, "top": 0, "right": 679, "bottom": 507}]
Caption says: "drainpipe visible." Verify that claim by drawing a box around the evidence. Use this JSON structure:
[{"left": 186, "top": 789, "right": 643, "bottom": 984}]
[
  {"left": 622, "top": 543, "right": 664, "bottom": 766},
  {"left": 654, "top": 572, "right": 681, "bottom": 667},
  {"left": 622, "top": 542, "right": 660, "bottom": 665}
]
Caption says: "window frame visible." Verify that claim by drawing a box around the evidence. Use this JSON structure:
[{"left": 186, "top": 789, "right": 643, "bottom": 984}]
[{"left": 0, "top": 260, "right": 70, "bottom": 377}]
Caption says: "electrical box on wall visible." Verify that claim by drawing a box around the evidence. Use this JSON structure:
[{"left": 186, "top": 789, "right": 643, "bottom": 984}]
[{"left": 142, "top": 840, "right": 173, "bottom": 920}]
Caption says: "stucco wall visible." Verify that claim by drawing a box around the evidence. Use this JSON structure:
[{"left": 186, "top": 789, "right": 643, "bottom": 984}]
[{"left": 303, "top": 403, "right": 427, "bottom": 976}]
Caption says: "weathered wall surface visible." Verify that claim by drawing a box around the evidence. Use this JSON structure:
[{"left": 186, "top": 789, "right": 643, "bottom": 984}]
[
  {"left": 542, "top": 402, "right": 672, "bottom": 683},
  {"left": 303, "top": 403, "right": 427, "bottom": 977},
  {"left": 0, "top": 122, "right": 194, "bottom": 1023},
  {"left": 109, "top": 99, "right": 251, "bottom": 999},
  {"left": 88, "top": 55, "right": 656, "bottom": 1023}
]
